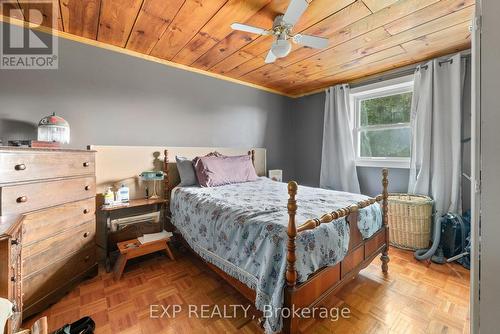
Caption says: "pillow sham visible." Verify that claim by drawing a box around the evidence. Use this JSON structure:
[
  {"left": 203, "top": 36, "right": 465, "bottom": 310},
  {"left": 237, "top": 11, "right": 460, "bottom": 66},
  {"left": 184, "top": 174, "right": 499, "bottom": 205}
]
[
  {"left": 175, "top": 156, "right": 197, "bottom": 186},
  {"left": 193, "top": 154, "right": 257, "bottom": 187}
]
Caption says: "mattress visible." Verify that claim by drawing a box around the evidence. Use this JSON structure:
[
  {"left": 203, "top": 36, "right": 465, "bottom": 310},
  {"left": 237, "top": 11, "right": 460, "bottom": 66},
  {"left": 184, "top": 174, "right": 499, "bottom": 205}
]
[{"left": 170, "top": 177, "right": 382, "bottom": 333}]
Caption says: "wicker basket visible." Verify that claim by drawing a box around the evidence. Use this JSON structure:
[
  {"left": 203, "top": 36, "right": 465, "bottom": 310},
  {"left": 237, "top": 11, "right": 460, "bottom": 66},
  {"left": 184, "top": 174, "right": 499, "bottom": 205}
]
[{"left": 387, "top": 193, "right": 434, "bottom": 250}]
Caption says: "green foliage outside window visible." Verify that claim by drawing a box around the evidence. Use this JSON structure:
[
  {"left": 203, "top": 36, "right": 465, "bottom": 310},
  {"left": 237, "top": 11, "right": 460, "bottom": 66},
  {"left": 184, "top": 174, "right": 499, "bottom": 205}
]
[
  {"left": 358, "top": 92, "right": 412, "bottom": 158},
  {"left": 360, "top": 92, "right": 412, "bottom": 126}
]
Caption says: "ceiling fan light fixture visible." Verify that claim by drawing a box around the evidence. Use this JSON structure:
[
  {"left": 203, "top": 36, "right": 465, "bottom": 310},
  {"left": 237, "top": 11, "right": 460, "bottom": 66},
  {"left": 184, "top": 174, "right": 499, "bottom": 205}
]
[
  {"left": 271, "top": 39, "right": 292, "bottom": 58},
  {"left": 230, "top": 0, "right": 328, "bottom": 64}
]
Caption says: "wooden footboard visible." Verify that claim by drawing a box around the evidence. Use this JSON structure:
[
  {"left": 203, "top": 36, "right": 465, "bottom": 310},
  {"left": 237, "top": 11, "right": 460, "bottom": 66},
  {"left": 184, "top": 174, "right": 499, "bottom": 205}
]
[{"left": 283, "top": 169, "right": 389, "bottom": 334}]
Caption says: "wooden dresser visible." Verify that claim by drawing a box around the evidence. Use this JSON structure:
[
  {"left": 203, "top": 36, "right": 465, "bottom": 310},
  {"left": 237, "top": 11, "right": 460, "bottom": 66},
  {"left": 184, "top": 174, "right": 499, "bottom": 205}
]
[{"left": 0, "top": 147, "right": 98, "bottom": 326}]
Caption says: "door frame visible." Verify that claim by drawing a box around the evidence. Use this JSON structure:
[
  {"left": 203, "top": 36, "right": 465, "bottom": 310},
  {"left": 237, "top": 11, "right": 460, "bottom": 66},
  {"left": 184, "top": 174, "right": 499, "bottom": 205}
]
[{"left": 470, "top": 1, "right": 481, "bottom": 333}]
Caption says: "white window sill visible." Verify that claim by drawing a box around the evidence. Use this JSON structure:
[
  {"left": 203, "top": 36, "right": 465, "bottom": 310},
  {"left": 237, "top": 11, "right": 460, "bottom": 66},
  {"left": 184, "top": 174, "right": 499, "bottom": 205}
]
[{"left": 356, "top": 159, "right": 410, "bottom": 169}]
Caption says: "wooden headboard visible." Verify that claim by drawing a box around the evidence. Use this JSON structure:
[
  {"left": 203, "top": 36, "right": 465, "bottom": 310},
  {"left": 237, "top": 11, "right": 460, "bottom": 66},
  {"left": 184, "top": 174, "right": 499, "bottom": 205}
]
[{"left": 90, "top": 145, "right": 266, "bottom": 199}]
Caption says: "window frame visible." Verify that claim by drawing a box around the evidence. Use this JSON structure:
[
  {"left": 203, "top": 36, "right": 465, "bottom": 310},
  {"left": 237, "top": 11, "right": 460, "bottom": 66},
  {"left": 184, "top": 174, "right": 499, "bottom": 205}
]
[{"left": 350, "top": 76, "right": 414, "bottom": 169}]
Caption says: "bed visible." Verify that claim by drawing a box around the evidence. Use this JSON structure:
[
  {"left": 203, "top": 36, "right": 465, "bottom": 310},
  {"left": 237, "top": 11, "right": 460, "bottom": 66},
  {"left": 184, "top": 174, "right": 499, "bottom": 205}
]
[{"left": 164, "top": 149, "right": 389, "bottom": 334}]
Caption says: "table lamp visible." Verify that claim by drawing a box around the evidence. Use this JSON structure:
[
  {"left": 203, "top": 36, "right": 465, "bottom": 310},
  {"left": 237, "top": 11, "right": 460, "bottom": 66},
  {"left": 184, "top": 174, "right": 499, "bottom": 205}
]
[{"left": 139, "top": 171, "right": 164, "bottom": 199}]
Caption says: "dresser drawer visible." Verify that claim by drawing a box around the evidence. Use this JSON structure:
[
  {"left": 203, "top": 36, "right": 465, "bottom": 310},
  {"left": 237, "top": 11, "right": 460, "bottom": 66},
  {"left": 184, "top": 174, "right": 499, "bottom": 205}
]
[
  {"left": 22, "top": 198, "right": 95, "bottom": 245},
  {"left": 0, "top": 150, "right": 94, "bottom": 185},
  {"left": 0, "top": 176, "right": 95, "bottom": 216},
  {"left": 23, "top": 220, "right": 95, "bottom": 276},
  {"left": 23, "top": 246, "right": 95, "bottom": 306}
]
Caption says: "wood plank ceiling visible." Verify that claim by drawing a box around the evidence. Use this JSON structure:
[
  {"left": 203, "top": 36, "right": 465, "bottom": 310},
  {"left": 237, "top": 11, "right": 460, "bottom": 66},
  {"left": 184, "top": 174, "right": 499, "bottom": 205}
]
[{"left": 1, "top": 0, "right": 474, "bottom": 97}]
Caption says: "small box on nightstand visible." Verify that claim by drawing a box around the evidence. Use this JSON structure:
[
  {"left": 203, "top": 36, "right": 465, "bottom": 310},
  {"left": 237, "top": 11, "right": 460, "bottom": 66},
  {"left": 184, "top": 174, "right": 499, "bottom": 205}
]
[{"left": 268, "top": 169, "right": 283, "bottom": 182}]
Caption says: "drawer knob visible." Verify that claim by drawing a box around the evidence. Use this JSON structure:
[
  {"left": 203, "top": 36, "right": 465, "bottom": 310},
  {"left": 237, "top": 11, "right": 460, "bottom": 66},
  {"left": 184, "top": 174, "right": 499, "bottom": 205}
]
[
  {"left": 83, "top": 208, "right": 89, "bottom": 214},
  {"left": 11, "top": 239, "right": 19, "bottom": 246},
  {"left": 84, "top": 185, "right": 90, "bottom": 191},
  {"left": 16, "top": 196, "right": 27, "bottom": 203},
  {"left": 14, "top": 164, "right": 26, "bottom": 171},
  {"left": 83, "top": 162, "right": 90, "bottom": 167},
  {"left": 84, "top": 255, "right": 90, "bottom": 261},
  {"left": 83, "top": 232, "right": 90, "bottom": 238}
]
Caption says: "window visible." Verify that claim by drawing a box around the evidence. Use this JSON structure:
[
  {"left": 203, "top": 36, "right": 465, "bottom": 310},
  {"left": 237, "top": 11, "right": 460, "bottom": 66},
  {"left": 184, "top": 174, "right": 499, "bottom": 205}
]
[{"left": 351, "top": 77, "right": 413, "bottom": 168}]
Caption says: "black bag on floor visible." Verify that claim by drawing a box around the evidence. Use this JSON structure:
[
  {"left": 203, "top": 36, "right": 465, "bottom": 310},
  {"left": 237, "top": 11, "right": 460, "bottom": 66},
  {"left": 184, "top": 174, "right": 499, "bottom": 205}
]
[{"left": 52, "top": 316, "right": 95, "bottom": 334}]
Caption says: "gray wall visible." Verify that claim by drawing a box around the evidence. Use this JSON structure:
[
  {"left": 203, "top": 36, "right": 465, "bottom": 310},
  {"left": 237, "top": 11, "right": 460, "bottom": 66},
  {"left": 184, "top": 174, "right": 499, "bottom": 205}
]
[
  {"left": 289, "top": 92, "right": 411, "bottom": 197},
  {"left": 0, "top": 23, "right": 294, "bottom": 179},
  {"left": 479, "top": 0, "right": 500, "bottom": 332}
]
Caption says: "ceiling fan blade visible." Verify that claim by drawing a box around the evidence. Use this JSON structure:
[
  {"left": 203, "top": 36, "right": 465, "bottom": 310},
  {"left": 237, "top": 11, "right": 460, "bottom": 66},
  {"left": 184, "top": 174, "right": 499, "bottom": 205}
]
[
  {"left": 293, "top": 34, "right": 329, "bottom": 49},
  {"left": 264, "top": 50, "right": 277, "bottom": 63},
  {"left": 282, "top": 0, "right": 309, "bottom": 26},
  {"left": 230, "top": 23, "right": 270, "bottom": 35}
]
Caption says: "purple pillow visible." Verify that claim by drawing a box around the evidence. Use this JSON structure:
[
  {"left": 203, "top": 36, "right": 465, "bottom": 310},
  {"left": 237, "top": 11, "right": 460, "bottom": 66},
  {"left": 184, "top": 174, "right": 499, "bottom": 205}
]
[{"left": 193, "top": 155, "right": 257, "bottom": 187}]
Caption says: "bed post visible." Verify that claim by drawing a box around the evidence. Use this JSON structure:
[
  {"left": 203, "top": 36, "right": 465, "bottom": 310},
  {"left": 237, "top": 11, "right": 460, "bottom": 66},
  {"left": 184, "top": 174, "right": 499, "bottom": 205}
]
[
  {"left": 248, "top": 149, "right": 255, "bottom": 167},
  {"left": 381, "top": 168, "right": 390, "bottom": 273},
  {"left": 286, "top": 181, "right": 298, "bottom": 287},
  {"left": 163, "top": 149, "right": 170, "bottom": 204}
]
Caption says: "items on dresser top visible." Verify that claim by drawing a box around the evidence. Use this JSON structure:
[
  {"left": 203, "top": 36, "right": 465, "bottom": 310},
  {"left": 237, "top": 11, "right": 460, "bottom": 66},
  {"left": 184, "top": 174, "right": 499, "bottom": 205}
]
[
  {"left": 37, "top": 113, "right": 70, "bottom": 144},
  {"left": 98, "top": 198, "right": 166, "bottom": 273},
  {"left": 6, "top": 141, "right": 60, "bottom": 149},
  {"left": 0, "top": 147, "right": 97, "bottom": 328}
]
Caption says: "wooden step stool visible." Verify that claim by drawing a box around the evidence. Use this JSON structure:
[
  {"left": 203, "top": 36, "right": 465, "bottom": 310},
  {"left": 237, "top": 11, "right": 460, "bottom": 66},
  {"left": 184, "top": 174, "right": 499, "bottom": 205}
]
[{"left": 113, "top": 237, "right": 175, "bottom": 280}]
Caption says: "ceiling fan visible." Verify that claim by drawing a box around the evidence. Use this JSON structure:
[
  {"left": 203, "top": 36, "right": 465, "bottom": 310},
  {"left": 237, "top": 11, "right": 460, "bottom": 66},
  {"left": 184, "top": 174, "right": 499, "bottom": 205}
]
[{"left": 230, "top": 0, "right": 328, "bottom": 64}]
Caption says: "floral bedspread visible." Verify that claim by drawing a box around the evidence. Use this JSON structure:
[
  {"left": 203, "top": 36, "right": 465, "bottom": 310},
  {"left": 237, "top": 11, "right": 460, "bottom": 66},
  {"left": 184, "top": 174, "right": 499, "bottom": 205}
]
[{"left": 170, "top": 177, "right": 382, "bottom": 333}]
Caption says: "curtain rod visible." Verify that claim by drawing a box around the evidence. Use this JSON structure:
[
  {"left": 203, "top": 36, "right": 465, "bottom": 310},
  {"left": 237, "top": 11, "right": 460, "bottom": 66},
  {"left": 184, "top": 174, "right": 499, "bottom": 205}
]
[{"left": 349, "top": 53, "right": 471, "bottom": 89}]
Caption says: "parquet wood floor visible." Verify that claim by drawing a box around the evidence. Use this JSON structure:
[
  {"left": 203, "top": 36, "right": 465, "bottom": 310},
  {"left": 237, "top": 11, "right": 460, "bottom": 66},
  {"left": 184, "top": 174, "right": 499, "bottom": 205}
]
[{"left": 23, "top": 247, "right": 470, "bottom": 334}]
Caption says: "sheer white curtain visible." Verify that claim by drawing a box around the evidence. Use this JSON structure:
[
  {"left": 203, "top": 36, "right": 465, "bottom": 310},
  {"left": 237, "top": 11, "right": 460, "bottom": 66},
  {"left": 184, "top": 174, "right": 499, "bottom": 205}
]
[
  {"left": 320, "top": 84, "right": 360, "bottom": 193},
  {"left": 408, "top": 53, "right": 465, "bottom": 217}
]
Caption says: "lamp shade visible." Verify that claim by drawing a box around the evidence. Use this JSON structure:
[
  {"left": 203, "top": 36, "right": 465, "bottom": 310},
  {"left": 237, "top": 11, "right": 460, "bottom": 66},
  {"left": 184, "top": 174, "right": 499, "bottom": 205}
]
[
  {"left": 37, "top": 113, "right": 70, "bottom": 144},
  {"left": 140, "top": 171, "right": 165, "bottom": 181},
  {"left": 271, "top": 39, "right": 291, "bottom": 58}
]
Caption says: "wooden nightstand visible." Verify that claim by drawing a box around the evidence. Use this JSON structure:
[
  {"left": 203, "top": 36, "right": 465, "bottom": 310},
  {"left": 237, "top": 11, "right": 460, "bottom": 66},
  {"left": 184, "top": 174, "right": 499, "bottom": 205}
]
[{"left": 99, "top": 198, "right": 166, "bottom": 272}]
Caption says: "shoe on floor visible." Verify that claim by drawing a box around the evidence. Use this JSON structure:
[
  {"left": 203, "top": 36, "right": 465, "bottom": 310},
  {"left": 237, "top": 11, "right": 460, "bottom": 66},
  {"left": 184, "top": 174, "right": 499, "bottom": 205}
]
[{"left": 52, "top": 316, "right": 95, "bottom": 334}]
